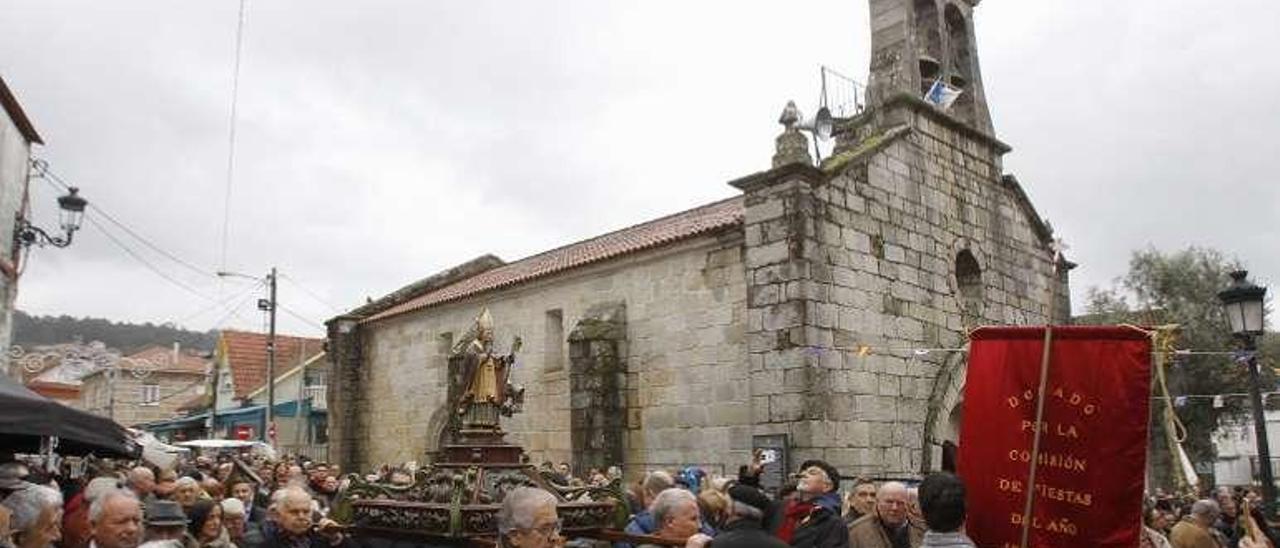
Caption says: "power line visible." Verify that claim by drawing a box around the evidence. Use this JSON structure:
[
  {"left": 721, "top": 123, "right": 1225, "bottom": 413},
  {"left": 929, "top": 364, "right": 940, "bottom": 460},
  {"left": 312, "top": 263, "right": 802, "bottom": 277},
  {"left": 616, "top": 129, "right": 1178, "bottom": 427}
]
[
  {"left": 219, "top": 0, "right": 248, "bottom": 275},
  {"left": 175, "top": 278, "right": 264, "bottom": 327},
  {"left": 277, "top": 302, "right": 325, "bottom": 331},
  {"left": 36, "top": 161, "right": 217, "bottom": 280},
  {"left": 85, "top": 214, "right": 214, "bottom": 302},
  {"left": 279, "top": 273, "right": 341, "bottom": 313},
  {"left": 209, "top": 285, "right": 264, "bottom": 329}
]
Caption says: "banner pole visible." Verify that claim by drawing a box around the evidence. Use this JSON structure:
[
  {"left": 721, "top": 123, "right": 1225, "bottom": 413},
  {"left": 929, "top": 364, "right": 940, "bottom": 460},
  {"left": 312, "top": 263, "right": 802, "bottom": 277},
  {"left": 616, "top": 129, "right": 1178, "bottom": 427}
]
[
  {"left": 1019, "top": 250, "right": 1062, "bottom": 548},
  {"left": 1018, "top": 324, "right": 1054, "bottom": 548}
]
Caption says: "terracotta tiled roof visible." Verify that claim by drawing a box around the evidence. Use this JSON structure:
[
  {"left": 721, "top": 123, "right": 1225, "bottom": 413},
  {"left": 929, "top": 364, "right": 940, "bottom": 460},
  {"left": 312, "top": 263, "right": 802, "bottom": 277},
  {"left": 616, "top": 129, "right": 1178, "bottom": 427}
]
[
  {"left": 366, "top": 196, "right": 745, "bottom": 323},
  {"left": 123, "top": 345, "right": 209, "bottom": 374},
  {"left": 26, "top": 380, "right": 80, "bottom": 401},
  {"left": 220, "top": 330, "right": 325, "bottom": 399}
]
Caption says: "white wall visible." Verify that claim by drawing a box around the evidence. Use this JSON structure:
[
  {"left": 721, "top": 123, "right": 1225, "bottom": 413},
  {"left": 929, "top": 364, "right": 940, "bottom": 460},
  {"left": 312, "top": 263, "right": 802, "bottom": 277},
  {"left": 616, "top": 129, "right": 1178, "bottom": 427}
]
[
  {"left": 1213, "top": 409, "right": 1280, "bottom": 486},
  {"left": 0, "top": 108, "right": 31, "bottom": 377}
]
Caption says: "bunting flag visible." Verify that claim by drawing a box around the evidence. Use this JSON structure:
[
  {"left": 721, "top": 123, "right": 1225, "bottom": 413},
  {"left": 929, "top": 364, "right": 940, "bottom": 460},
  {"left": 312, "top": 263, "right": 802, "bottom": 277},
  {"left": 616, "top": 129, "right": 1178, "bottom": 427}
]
[
  {"left": 924, "top": 79, "right": 963, "bottom": 111},
  {"left": 957, "top": 326, "right": 1151, "bottom": 548}
]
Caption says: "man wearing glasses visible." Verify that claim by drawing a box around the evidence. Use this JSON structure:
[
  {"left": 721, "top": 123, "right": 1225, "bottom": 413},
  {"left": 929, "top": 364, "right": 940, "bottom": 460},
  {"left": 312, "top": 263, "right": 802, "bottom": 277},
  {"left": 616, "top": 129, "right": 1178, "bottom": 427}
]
[
  {"left": 847, "top": 482, "right": 924, "bottom": 548},
  {"left": 497, "top": 487, "right": 563, "bottom": 548}
]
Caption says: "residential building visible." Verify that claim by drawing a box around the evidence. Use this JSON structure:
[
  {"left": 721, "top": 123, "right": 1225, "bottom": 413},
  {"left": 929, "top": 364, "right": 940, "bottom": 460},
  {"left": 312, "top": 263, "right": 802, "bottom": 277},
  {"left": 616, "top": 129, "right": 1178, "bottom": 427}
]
[
  {"left": 80, "top": 344, "right": 208, "bottom": 427},
  {"left": 144, "top": 330, "right": 327, "bottom": 453},
  {"left": 0, "top": 76, "right": 43, "bottom": 378}
]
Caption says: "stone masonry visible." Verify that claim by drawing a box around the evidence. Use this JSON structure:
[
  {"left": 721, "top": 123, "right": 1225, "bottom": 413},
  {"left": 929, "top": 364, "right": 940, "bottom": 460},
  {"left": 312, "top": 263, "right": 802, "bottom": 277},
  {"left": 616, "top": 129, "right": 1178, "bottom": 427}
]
[{"left": 327, "top": 0, "right": 1069, "bottom": 480}]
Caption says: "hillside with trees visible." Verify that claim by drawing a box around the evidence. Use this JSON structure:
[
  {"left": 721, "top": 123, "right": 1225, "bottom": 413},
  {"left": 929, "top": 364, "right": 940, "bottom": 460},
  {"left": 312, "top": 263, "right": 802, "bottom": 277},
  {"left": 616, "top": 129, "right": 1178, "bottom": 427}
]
[{"left": 12, "top": 310, "right": 217, "bottom": 353}]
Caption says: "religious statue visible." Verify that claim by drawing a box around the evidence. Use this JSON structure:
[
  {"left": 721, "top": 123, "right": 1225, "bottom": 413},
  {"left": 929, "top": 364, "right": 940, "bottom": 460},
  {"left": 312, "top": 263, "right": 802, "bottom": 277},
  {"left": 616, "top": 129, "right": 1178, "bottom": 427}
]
[{"left": 453, "top": 308, "right": 524, "bottom": 433}]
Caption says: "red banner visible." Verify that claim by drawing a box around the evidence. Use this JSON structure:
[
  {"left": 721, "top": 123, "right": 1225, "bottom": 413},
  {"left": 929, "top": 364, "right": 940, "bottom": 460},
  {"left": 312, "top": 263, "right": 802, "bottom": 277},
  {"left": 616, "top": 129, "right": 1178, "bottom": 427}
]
[{"left": 957, "top": 326, "right": 1151, "bottom": 548}]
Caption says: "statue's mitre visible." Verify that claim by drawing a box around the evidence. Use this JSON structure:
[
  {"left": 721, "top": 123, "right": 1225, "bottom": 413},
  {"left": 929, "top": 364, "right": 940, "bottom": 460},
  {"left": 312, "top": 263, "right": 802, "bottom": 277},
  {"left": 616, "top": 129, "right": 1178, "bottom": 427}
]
[{"left": 476, "top": 307, "right": 494, "bottom": 331}]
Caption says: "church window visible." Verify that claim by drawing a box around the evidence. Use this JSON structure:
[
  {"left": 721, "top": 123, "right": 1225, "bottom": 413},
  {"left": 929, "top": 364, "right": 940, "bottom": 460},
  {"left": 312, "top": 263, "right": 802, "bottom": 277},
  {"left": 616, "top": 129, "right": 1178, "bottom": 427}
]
[
  {"left": 545, "top": 309, "right": 564, "bottom": 372},
  {"left": 955, "top": 249, "right": 984, "bottom": 322}
]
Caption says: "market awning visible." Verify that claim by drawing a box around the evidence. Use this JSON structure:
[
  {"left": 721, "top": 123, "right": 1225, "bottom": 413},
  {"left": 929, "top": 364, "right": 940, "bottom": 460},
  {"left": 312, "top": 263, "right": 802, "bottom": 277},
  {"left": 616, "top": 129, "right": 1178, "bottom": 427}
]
[{"left": 0, "top": 373, "right": 139, "bottom": 458}]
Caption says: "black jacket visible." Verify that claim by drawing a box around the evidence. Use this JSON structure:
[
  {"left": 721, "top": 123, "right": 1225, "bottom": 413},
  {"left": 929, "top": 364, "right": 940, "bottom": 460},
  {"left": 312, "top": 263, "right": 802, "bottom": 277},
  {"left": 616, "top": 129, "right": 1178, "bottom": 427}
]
[
  {"left": 241, "top": 521, "right": 355, "bottom": 548},
  {"left": 711, "top": 519, "right": 789, "bottom": 548},
  {"left": 767, "top": 494, "right": 849, "bottom": 548}
]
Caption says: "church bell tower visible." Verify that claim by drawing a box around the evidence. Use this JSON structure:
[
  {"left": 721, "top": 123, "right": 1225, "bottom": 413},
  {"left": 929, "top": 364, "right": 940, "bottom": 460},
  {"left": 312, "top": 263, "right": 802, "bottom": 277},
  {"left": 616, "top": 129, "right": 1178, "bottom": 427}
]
[{"left": 865, "top": 0, "right": 995, "bottom": 136}]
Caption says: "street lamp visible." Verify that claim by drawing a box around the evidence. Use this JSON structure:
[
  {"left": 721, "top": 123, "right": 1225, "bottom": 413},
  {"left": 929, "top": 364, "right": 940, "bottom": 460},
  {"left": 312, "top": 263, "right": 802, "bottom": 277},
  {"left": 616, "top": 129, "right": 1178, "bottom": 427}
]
[
  {"left": 16, "top": 187, "right": 87, "bottom": 248},
  {"left": 1218, "top": 270, "right": 1272, "bottom": 512}
]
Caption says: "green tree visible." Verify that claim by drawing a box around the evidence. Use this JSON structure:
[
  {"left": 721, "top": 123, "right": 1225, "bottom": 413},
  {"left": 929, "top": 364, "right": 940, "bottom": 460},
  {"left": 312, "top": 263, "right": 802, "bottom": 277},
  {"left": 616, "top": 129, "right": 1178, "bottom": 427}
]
[{"left": 1082, "top": 246, "right": 1277, "bottom": 489}]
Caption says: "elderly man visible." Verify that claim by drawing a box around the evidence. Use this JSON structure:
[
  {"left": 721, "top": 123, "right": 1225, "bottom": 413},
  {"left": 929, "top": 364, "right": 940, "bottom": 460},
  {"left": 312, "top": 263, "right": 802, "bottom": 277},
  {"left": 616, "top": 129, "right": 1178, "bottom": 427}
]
[
  {"left": 847, "top": 482, "right": 924, "bottom": 548},
  {"left": 219, "top": 499, "right": 247, "bottom": 547},
  {"left": 126, "top": 469, "right": 156, "bottom": 504},
  {"left": 226, "top": 479, "right": 265, "bottom": 524},
  {"left": 89, "top": 489, "right": 142, "bottom": 548},
  {"left": 845, "top": 480, "right": 877, "bottom": 525},
  {"left": 769, "top": 460, "right": 847, "bottom": 548},
  {"left": 496, "top": 487, "right": 562, "bottom": 548},
  {"left": 171, "top": 478, "right": 200, "bottom": 512},
  {"left": 709, "top": 484, "right": 787, "bottom": 548},
  {"left": 1, "top": 484, "right": 62, "bottom": 548},
  {"left": 916, "top": 473, "right": 973, "bottom": 548},
  {"left": 152, "top": 471, "right": 177, "bottom": 501},
  {"left": 1170, "top": 500, "right": 1226, "bottom": 548},
  {"left": 619, "top": 470, "right": 677, "bottom": 546},
  {"left": 639, "top": 489, "right": 702, "bottom": 547},
  {"left": 242, "top": 487, "right": 349, "bottom": 548}
]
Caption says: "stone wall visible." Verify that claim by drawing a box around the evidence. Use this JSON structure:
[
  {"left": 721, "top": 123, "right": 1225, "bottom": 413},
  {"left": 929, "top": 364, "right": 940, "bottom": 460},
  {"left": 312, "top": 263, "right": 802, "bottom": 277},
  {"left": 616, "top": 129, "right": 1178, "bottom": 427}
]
[
  {"left": 738, "top": 100, "right": 1067, "bottom": 478},
  {"left": 342, "top": 235, "right": 748, "bottom": 475}
]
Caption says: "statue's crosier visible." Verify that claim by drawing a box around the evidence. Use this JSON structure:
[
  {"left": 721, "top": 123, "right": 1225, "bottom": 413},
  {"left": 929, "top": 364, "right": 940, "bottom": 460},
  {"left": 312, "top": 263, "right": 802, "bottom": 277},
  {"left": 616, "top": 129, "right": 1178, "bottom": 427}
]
[{"left": 454, "top": 308, "right": 525, "bottom": 433}]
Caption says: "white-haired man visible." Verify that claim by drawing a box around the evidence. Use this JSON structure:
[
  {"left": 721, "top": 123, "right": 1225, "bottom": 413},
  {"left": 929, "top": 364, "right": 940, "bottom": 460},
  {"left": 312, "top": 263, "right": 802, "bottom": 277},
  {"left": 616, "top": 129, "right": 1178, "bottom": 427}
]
[
  {"left": 497, "top": 487, "right": 562, "bottom": 548},
  {"left": 637, "top": 489, "right": 701, "bottom": 548},
  {"left": 89, "top": 489, "right": 142, "bottom": 548},
  {"left": 618, "top": 471, "right": 678, "bottom": 548},
  {"left": 125, "top": 468, "right": 155, "bottom": 504},
  {"left": 219, "top": 499, "right": 247, "bottom": 547},
  {"left": 242, "top": 487, "right": 349, "bottom": 548},
  {"left": 847, "top": 482, "right": 924, "bottom": 548},
  {"left": 1, "top": 483, "right": 62, "bottom": 548}
]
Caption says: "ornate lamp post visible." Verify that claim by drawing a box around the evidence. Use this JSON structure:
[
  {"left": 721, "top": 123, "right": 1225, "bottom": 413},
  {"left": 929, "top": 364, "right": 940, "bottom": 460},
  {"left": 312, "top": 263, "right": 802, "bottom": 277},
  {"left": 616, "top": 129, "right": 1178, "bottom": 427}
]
[
  {"left": 1218, "top": 270, "right": 1272, "bottom": 512},
  {"left": 15, "top": 187, "right": 87, "bottom": 248}
]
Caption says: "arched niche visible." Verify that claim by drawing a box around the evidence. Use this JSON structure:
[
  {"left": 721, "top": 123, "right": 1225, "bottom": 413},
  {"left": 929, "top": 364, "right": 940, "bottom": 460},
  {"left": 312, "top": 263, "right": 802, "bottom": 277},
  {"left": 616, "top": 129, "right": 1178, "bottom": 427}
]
[
  {"left": 944, "top": 3, "right": 976, "bottom": 118},
  {"left": 955, "top": 249, "right": 984, "bottom": 326},
  {"left": 915, "top": 0, "right": 943, "bottom": 95}
]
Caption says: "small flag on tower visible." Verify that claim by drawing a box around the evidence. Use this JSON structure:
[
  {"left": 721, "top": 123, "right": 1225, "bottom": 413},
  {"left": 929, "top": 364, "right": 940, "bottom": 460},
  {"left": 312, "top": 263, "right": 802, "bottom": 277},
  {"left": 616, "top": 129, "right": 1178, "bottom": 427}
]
[{"left": 924, "top": 79, "right": 963, "bottom": 111}]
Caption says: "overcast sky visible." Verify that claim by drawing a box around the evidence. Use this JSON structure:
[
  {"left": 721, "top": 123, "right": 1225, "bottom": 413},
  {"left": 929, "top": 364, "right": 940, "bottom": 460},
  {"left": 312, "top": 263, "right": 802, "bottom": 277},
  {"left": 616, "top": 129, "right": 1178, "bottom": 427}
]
[{"left": 1, "top": 0, "right": 1277, "bottom": 338}]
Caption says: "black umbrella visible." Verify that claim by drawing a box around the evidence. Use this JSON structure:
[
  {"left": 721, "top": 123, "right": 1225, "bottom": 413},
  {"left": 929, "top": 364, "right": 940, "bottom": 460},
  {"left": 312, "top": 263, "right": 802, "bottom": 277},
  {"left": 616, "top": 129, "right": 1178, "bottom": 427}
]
[{"left": 0, "top": 373, "right": 139, "bottom": 458}]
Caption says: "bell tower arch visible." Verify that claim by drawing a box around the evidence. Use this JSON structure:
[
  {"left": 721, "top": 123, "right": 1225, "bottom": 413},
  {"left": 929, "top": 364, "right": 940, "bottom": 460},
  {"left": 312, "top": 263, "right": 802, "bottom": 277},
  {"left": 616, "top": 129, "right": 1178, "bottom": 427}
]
[{"left": 866, "top": 0, "right": 994, "bottom": 136}]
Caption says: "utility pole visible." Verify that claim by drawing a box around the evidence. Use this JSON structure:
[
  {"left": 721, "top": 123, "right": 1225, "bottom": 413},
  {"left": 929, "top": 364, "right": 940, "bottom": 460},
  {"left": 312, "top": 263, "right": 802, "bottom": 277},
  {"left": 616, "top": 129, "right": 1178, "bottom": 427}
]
[
  {"left": 265, "top": 267, "right": 278, "bottom": 445},
  {"left": 209, "top": 360, "right": 219, "bottom": 438}
]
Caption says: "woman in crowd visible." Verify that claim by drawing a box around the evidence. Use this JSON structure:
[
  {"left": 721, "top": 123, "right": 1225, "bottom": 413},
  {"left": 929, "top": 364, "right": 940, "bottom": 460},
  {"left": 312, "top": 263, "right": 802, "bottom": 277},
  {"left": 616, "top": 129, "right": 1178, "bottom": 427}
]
[
  {"left": 185, "top": 500, "right": 231, "bottom": 548},
  {"left": 1, "top": 485, "right": 62, "bottom": 548}
]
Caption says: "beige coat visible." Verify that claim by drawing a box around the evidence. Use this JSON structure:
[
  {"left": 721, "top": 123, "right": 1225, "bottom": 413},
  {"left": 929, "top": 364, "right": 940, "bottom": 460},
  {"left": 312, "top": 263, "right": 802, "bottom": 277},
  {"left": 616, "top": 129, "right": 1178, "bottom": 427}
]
[
  {"left": 1169, "top": 519, "right": 1224, "bottom": 548},
  {"left": 847, "top": 514, "right": 925, "bottom": 548}
]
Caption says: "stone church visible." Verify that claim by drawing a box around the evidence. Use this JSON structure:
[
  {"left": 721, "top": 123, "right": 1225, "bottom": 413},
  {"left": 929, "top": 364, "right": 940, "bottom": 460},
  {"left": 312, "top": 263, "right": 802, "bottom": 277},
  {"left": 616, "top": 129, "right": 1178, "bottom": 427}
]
[{"left": 326, "top": 0, "right": 1071, "bottom": 481}]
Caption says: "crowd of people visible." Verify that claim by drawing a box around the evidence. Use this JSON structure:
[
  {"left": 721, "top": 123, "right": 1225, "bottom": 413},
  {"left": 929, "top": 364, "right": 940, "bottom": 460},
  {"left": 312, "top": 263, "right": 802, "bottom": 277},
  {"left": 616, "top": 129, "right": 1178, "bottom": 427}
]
[
  {"left": 0, "top": 452, "right": 350, "bottom": 548},
  {"left": 1141, "top": 486, "right": 1278, "bottom": 548},
  {"left": 2, "top": 449, "right": 1279, "bottom": 548}
]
